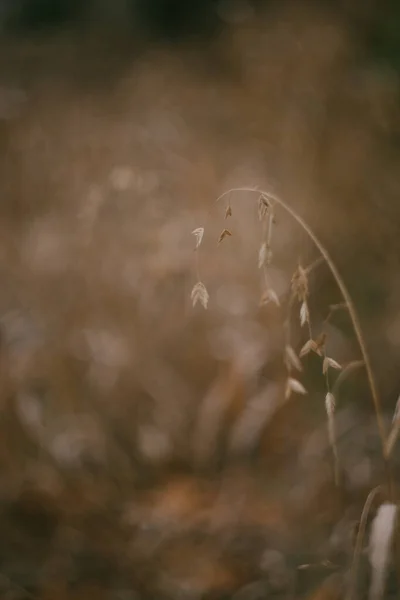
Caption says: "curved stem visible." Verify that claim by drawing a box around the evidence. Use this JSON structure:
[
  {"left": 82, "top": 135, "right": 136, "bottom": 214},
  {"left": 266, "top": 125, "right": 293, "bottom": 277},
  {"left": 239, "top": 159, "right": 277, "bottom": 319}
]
[
  {"left": 216, "top": 187, "right": 388, "bottom": 457},
  {"left": 346, "top": 485, "right": 382, "bottom": 600}
]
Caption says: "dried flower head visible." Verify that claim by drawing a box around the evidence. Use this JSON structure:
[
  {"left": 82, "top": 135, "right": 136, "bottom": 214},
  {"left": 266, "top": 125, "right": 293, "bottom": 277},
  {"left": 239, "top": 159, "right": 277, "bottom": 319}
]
[
  {"left": 291, "top": 264, "right": 309, "bottom": 301},
  {"left": 300, "top": 301, "right": 309, "bottom": 328},
  {"left": 300, "top": 333, "right": 327, "bottom": 358},
  {"left": 258, "top": 242, "right": 273, "bottom": 269},
  {"left": 260, "top": 288, "right": 280, "bottom": 307},
  {"left": 218, "top": 228, "right": 232, "bottom": 244},
  {"left": 325, "top": 392, "right": 336, "bottom": 417},
  {"left": 192, "top": 227, "right": 204, "bottom": 249},
  {"left": 285, "top": 345, "right": 303, "bottom": 372},
  {"left": 258, "top": 194, "right": 271, "bottom": 221},
  {"left": 299, "top": 339, "right": 318, "bottom": 358},
  {"left": 322, "top": 357, "right": 342, "bottom": 375},
  {"left": 285, "top": 377, "right": 307, "bottom": 400},
  {"left": 191, "top": 281, "right": 209, "bottom": 309}
]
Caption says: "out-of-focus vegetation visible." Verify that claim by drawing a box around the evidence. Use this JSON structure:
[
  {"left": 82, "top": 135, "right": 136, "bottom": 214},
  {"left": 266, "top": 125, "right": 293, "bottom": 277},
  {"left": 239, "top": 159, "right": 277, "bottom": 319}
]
[{"left": 0, "top": 1, "right": 400, "bottom": 598}]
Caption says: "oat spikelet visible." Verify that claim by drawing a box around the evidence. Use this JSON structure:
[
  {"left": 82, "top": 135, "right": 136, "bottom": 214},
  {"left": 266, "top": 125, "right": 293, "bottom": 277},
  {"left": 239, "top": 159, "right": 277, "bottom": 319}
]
[
  {"left": 258, "top": 194, "right": 270, "bottom": 221},
  {"left": 325, "top": 392, "right": 335, "bottom": 419},
  {"left": 260, "top": 288, "right": 280, "bottom": 307},
  {"left": 299, "top": 339, "right": 318, "bottom": 358},
  {"left": 322, "top": 357, "right": 342, "bottom": 375},
  {"left": 225, "top": 205, "right": 232, "bottom": 219},
  {"left": 368, "top": 503, "right": 397, "bottom": 600},
  {"left": 258, "top": 242, "right": 267, "bottom": 269},
  {"left": 300, "top": 301, "right": 309, "bottom": 327},
  {"left": 291, "top": 264, "right": 309, "bottom": 301},
  {"left": 192, "top": 227, "right": 204, "bottom": 249},
  {"left": 285, "top": 345, "right": 302, "bottom": 372},
  {"left": 285, "top": 378, "right": 307, "bottom": 400},
  {"left": 218, "top": 228, "right": 232, "bottom": 244},
  {"left": 258, "top": 242, "right": 272, "bottom": 269},
  {"left": 191, "top": 282, "right": 209, "bottom": 309},
  {"left": 300, "top": 334, "right": 326, "bottom": 358}
]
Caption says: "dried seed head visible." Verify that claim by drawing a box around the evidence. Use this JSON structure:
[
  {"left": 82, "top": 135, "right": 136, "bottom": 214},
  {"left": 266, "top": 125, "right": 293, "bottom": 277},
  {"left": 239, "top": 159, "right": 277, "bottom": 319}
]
[
  {"left": 285, "top": 377, "right": 307, "bottom": 399},
  {"left": 191, "top": 282, "right": 209, "bottom": 309},
  {"left": 225, "top": 205, "right": 232, "bottom": 219},
  {"left": 285, "top": 345, "right": 303, "bottom": 372},
  {"left": 300, "top": 301, "right": 309, "bottom": 328},
  {"left": 258, "top": 243, "right": 272, "bottom": 269},
  {"left": 192, "top": 227, "right": 204, "bottom": 249},
  {"left": 258, "top": 243, "right": 266, "bottom": 269},
  {"left": 299, "top": 339, "right": 318, "bottom": 358},
  {"left": 291, "top": 264, "right": 309, "bottom": 301},
  {"left": 325, "top": 392, "right": 336, "bottom": 417},
  {"left": 260, "top": 288, "right": 280, "bottom": 307},
  {"left": 258, "top": 195, "right": 271, "bottom": 221},
  {"left": 322, "top": 357, "right": 342, "bottom": 375},
  {"left": 218, "top": 228, "right": 232, "bottom": 244}
]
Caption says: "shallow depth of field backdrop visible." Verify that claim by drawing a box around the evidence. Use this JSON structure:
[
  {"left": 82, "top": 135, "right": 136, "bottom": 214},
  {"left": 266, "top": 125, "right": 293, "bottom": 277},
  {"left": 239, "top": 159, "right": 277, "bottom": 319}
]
[{"left": 0, "top": 1, "right": 400, "bottom": 598}]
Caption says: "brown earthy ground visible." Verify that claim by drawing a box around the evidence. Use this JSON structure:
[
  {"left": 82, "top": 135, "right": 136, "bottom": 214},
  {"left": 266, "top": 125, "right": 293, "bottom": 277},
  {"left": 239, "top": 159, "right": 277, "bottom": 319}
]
[{"left": 0, "top": 2, "right": 400, "bottom": 598}]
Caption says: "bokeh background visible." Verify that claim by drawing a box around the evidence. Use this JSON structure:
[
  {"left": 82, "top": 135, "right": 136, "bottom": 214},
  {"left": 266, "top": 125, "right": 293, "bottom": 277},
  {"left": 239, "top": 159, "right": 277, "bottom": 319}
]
[{"left": 0, "top": 1, "right": 400, "bottom": 598}]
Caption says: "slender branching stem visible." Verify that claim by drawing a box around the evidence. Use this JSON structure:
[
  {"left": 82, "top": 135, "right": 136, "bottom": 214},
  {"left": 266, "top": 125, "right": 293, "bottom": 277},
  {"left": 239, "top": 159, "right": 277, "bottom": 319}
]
[{"left": 216, "top": 187, "right": 388, "bottom": 458}]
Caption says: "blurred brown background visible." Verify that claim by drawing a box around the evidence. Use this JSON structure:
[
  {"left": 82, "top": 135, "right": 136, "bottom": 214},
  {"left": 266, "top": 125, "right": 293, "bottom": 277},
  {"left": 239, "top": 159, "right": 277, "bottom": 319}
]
[{"left": 0, "top": 1, "right": 399, "bottom": 598}]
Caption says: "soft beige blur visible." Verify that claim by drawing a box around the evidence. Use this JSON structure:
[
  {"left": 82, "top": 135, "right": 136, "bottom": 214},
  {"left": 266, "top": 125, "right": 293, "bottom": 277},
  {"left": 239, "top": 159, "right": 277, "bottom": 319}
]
[{"left": 0, "top": 3, "right": 399, "bottom": 598}]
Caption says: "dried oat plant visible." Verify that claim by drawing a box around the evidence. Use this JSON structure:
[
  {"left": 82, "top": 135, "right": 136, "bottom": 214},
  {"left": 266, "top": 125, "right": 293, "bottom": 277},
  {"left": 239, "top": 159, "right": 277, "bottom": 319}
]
[
  {"left": 190, "top": 187, "right": 400, "bottom": 597},
  {"left": 191, "top": 187, "right": 395, "bottom": 492}
]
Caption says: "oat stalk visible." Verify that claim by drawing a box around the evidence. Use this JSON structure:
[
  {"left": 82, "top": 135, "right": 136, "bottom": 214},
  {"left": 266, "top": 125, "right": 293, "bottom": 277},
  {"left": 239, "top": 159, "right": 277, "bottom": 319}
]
[
  {"left": 215, "top": 188, "right": 388, "bottom": 464},
  {"left": 346, "top": 486, "right": 382, "bottom": 600}
]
